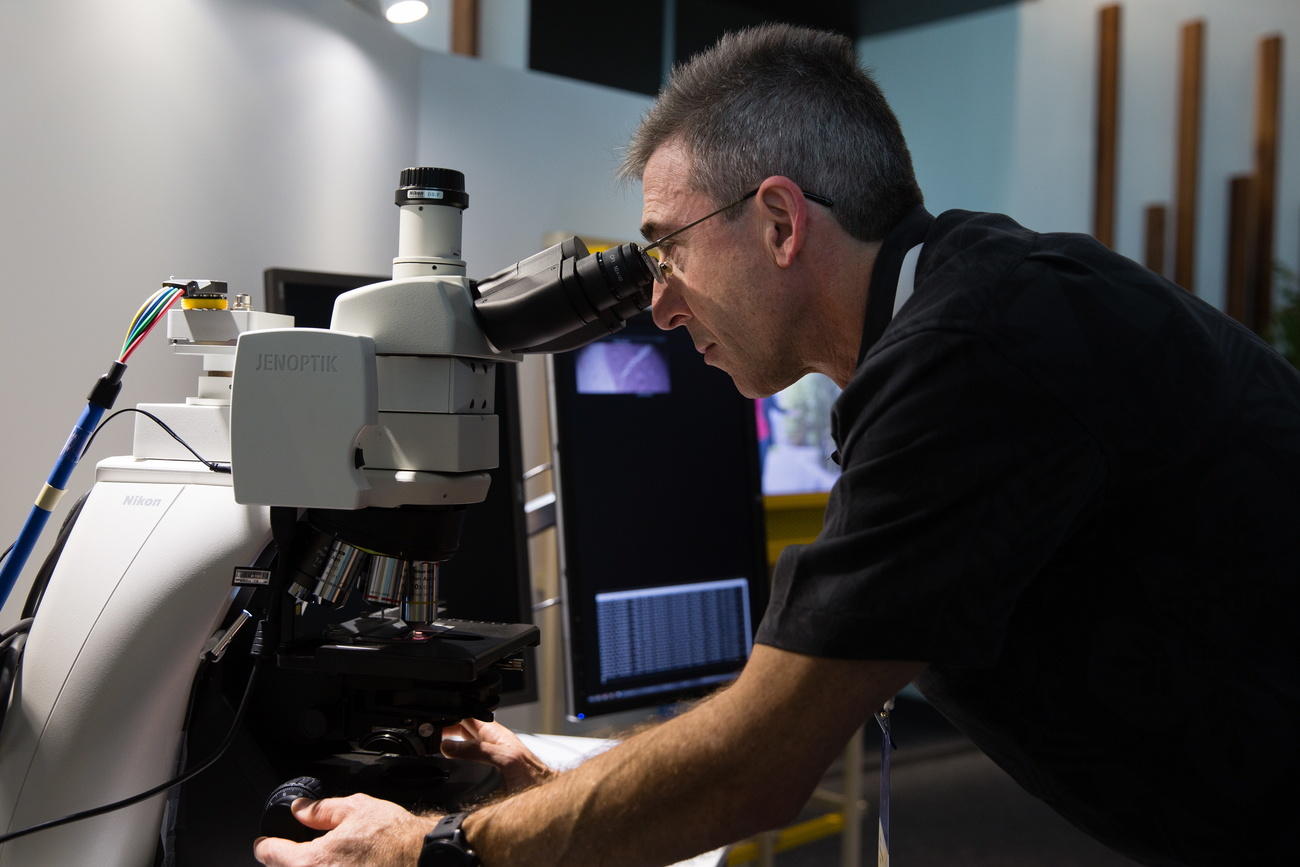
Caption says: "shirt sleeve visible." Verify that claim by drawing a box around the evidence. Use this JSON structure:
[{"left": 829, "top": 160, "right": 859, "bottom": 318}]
[{"left": 755, "top": 327, "right": 1106, "bottom": 667}]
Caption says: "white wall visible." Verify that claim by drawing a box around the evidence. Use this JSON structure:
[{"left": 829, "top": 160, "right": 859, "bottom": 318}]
[
  {"left": 395, "top": 0, "right": 529, "bottom": 68},
  {"left": 0, "top": 0, "right": 422, "bottom": 624},
  {"left": 416, "top": 51, "right": 651, "bottom": 271},
  {"left": 0, "top": 0, "right": 655, "bottom": 735},
  {"left": 861, "top": 0, "right": 1300, "bottom": 310},
  {"left": 858, "top": 3, "right": 1023, "bottom": 217}
]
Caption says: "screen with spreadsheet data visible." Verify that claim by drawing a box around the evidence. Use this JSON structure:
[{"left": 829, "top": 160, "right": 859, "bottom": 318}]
[{"left": 549, "top": 313, "right": 767, "bottom": 718}]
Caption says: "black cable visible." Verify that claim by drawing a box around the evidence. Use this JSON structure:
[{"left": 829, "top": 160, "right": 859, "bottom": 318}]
[
  {"left": 0, "top": 632, "right": 28, "bottom": 734},
  {"left": 79, "top": 408, "right": 231, "bottom": 474},
  {"left": 0, "top": 657, "right": 263, "bottom": 846},
  {"left": 0, "top": 618, "right": 33, "bottom": 643},
  {"left": 22, "top": 493, "right": 89, "bottom": 621},
  {"left": 0, "top": 542, "right": 11, "bottom": 568}
]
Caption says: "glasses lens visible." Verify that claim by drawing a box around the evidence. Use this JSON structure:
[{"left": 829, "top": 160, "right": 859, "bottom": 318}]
[{"left": 638, "top": 246, "right": 667, "bottom": 283}]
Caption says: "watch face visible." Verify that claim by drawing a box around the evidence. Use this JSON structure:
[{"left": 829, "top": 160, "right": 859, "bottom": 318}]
[{"left": 421, "top": 841, "right": 471, "bottom": 866}]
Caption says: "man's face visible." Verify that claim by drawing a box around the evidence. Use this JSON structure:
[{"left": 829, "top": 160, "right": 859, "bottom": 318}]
[{"left": 639, "top": 142, "right": 800, "bottom": 398}]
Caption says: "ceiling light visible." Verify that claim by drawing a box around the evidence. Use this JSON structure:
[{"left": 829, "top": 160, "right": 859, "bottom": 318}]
[{"left": 385, "top": 1, "right": 429, "bottom": 24}]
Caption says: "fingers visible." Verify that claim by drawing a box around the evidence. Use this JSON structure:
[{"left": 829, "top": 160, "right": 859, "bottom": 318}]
[
  {"left": 445, "top": 718, "right": 488, "bottom": 740},
  {"left": 252, "top": 835, "right": 301, "bottom": 866},
  {"left": 290, "top": 795, "right": 357, "bottom": 831},
  {"left": 439, "top": 736, "right": 479, "bottom": 759},
  {"left": 255, "top": 794, "right": 428, "bottom": 867}
]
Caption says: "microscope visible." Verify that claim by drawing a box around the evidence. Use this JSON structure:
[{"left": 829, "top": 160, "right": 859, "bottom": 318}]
[{"left": 0, "top": 168, "right": 658, "bottom": 865}]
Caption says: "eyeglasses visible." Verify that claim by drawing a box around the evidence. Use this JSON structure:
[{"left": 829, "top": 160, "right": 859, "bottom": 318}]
[{"left": 642, "top": 187, "right": 834, "bottom": 281}]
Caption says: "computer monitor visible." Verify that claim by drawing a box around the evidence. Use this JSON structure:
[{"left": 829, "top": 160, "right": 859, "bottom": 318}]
[
  {"left": 262, "top": 267, "right": 537, "bottom": 704},
  {"left": 757, "top": 373, "right": 842, "bottom": 497},
  {"left": 548, "top": 312, "right": 768, "bottom": 719},
  {"left": 263, "top": 267, "right": 384, "bottom": 328}
]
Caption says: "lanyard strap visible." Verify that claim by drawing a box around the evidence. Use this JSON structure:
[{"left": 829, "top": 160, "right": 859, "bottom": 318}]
[
  {"left": 870, "top": 248, "right": 917, "bottom": 866},
  {"left": 874, "top": 698, "right": 897, "bottom": 867}
]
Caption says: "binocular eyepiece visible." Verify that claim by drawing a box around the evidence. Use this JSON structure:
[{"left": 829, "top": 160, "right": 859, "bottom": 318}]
[{"left": 473, "top": 237, "right": 657, "bottom": 355}]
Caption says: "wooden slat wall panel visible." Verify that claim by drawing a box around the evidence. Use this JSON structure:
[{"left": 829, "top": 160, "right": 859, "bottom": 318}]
[
  {"left": 1094, "top": 5, "right": 1121, "bottom": 248},
  {"left": 452, "top": 0, "right": 479, "bottom": 57},
  {"left": 1144, "top": 204, "right": 1167, "bottom": 275},
  {"left": 1225, "top": 175, "right": 1257, "bottom": 326},
  {"left": 1174, "top": 20, "right": 1205, "bottom": 293},
  {"left": 1250, "top": 34, "right": 1282, "bottom": 333}
]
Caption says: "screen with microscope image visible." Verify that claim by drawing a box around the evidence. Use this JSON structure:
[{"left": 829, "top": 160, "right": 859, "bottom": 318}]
[
  {"left": 575, "top": 340, "right": 671, "bottom": 395},
  {"left": 550, "top": 312, "right": 768, "bottom": 719}
]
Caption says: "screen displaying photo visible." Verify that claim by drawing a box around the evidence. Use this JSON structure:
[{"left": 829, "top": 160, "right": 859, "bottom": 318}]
[
  {"left": 757, "top": 373, "right": 842, "bottom": 495},
  {"left": 575, "top": 340, "right": 671, "bottom": 396}
]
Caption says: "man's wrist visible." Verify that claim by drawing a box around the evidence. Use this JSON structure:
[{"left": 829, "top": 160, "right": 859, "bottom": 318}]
[
  {"left": 418, "top": 811, "right": 480, "bottom": 866},
  {"left": 460, "top": 807, "right": 493, "bottom": 864}
]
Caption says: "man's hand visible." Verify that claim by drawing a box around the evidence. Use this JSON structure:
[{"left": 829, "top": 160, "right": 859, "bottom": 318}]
[
  {"left": 441, "top": 718, "right": 555, "bottom": 793},
  {"left": 253, "top": 793, "right": 436, "bottom": 867}
]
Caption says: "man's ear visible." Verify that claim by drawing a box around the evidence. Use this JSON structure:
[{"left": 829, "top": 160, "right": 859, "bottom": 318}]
[{"left": 754, "top": 176, "right": 807, "bottom": 269}]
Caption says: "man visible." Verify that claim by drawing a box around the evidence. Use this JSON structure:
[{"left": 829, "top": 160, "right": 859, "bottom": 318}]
[{"left": 255, "top": 24, "right": 1299, "bottom": 867}]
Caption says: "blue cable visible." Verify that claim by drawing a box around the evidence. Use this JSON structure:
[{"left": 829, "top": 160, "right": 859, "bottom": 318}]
[
  {"left": 0, "top": 404, "right": 105, "bottom": 612},
  {"left": 0, "top": 362, "right": 125, "bottom": 613}
]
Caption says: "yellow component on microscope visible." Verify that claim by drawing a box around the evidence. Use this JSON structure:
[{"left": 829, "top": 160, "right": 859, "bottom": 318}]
[{"left": 181, "top": 297, "right": 229, "bottom": 310}]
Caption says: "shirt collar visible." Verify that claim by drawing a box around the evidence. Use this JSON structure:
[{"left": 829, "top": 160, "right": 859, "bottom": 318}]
[
  {"left": 829, "top": 205, "right": 934, "bottom": 464},
  {"left": 855, "top": 204, "right": 935, "bottom": 366}
]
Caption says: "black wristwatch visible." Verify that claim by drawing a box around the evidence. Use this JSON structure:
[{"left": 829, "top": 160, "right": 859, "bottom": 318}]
[{"left": 418, "top": 811, "right": 480, "bottom": 866}]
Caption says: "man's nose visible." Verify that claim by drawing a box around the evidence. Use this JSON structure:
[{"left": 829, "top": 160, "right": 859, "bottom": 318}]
[{"left": 651, "top": 277, "right": 690, "bottom": 331}]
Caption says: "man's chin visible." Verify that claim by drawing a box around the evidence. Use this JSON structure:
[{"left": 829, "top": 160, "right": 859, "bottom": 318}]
[
  {"left": 722, "top": 369, "right": 771, "bottom": 400},
  {"left": 704, "top": 351, "right": 779, "bottom": 399}
]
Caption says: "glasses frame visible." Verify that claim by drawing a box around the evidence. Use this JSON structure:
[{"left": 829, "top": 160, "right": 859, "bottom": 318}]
[{"left": 642, "top": 187, "right": 834, "bottom": 281}]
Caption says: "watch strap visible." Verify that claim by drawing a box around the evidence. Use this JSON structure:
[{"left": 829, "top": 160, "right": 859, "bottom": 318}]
[{"left": 418, "top": 811, "right": 479, "bottom": 866}]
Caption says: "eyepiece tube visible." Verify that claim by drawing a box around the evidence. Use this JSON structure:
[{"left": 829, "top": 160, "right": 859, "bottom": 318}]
[
  {"left": 393, "top": 167, "right": 468, "bottom": 277},
  {"left": 473, "top": 239, "right": 655, "bottom": 354}
]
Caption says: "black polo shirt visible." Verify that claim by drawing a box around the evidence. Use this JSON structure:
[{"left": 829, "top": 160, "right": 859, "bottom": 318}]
[{"left": 756, "top": 208, "right": 1300, "bottom": 866}]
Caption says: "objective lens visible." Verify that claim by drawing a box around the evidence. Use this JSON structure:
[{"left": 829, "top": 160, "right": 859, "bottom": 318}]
[
  {"left": 402, "top": 561, "right": 439, "bottom": 624},
  {"left": 288, "top": 530, "right": 336, "bottom": 603},
  {"left": 314, "top": 541, "right": 369, "bottom": 607},
  {"left": 365, "top": 556, "right": 407, "bottom": 606}
]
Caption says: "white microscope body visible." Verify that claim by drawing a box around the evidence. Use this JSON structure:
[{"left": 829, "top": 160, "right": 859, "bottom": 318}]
[
  {"left": 0, "top": 167, "right": 655, "bottom": 865},
  {"left": 0, "top": 303, "right": 289, "bottom": 866}
]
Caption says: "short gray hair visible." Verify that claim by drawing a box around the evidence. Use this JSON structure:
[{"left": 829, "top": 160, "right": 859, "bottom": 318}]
[{"left": 622, "top": 24, "right": 922, "bottom": 242}]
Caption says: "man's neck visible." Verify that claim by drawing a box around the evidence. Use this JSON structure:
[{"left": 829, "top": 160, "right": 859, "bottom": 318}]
[{"left": 803, "top": 237, "right": 881, "bottom": 388}]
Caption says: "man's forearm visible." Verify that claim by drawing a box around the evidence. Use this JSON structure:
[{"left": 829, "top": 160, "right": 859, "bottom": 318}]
[
  {"left": 462, "top": 648, "right": 923, "bottom": 866},
  {"left": 464, "top": 688, "right": 773, "bottom": 865}
]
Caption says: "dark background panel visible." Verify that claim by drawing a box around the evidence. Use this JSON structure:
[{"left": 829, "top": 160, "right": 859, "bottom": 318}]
[
  {"left": 528, "top": 0, "right": 665, "bottom": 96},
  {"left": 673, "top": 0, "right": 857, "bottom": 68},
  {"left": 528, "top": 1, "right": 1025, "bottom": 96}
]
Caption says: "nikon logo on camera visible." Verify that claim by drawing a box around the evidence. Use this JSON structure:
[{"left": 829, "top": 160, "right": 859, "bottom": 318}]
[
  {"left": 254, "top": 353, "right": 339, "bottom": 373},
  {"left": 122, "top": 495, "right": 163, "bottom": 507}
]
